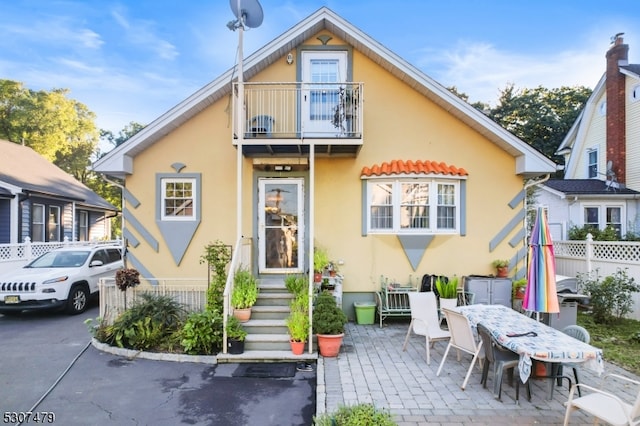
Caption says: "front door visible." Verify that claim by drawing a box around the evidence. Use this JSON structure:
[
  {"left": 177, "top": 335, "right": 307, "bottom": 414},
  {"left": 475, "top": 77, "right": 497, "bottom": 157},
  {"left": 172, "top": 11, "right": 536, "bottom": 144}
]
[
  {"left": 301, "top": 51, "right": 348, "bottom": 135},
  {"left": 258, "top": 178, "right": 304, "bottom": 273}
]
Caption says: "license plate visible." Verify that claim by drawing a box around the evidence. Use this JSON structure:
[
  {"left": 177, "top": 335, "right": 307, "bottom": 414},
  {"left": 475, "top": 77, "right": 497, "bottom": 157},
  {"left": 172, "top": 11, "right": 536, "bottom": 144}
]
[{"left": 4, "top": 295, "right": 20, "bottom": 304}]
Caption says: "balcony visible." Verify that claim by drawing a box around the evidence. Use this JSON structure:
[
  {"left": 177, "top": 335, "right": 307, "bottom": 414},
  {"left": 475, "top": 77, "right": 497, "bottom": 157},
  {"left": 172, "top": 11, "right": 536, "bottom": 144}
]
[{"left": 232, "top": 82, "right": 364, "bottom": 157}]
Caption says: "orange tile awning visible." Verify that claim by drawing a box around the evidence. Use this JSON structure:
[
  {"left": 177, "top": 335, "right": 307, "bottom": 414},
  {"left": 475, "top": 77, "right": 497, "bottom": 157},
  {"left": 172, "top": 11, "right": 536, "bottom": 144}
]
[{"left": 360, "top": 159, "right": 468, "bottom": 177}]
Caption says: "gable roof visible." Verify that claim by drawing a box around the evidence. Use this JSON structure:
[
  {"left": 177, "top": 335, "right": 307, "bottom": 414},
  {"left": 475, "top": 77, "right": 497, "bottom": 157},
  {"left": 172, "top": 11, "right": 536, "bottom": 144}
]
[
  {"left": 93, "top": 7, "right": 555, "bottom": 179},
  {"left": 543, "top": 178, "right": 640, "bottom": 197},
  {"left": 0, "top": 139, "right": 117, "bottom": 211},
  {"left": 556, "top": 60, "right": 640, "bottom": 160}
]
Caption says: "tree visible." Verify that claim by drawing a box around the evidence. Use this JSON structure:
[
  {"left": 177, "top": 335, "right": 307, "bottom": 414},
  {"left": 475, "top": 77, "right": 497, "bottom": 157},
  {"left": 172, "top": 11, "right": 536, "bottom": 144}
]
[
  {"left": 0, "top": 79, "right": 99, "bottom": 166},
  {"left": 487, "top": 84, "right": 592, "bottom": 164},
  {"left": 100, "top": 121, "right": 145, "bottom": 150}
]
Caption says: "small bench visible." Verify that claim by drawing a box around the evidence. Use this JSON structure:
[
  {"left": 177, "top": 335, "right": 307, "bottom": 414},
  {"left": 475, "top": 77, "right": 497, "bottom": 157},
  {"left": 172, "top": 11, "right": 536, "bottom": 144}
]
[{"left": 375, "top": 284, "right": 417, "bottom": 328}]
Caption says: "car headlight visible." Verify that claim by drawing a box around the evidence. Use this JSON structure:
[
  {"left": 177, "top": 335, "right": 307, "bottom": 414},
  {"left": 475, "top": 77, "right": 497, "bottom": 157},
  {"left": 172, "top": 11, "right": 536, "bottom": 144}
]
[{"left": 42, "top": 276, "right": 69, "bottom": 285}]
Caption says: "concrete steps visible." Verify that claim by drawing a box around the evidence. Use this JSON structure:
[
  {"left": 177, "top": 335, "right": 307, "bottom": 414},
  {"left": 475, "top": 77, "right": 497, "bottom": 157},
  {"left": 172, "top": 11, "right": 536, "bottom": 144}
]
[{"left": 232, "top": 277, "right": 311, "bottom": 358}]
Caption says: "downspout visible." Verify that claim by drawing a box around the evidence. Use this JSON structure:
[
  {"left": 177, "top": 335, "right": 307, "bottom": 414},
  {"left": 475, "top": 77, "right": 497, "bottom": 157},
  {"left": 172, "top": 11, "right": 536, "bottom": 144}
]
[
  {"left": 308, "top": 137, "right": 315, "bottom": 354},
  {"left": 100, "top": 174, "right": 127, "bottom": 266}
]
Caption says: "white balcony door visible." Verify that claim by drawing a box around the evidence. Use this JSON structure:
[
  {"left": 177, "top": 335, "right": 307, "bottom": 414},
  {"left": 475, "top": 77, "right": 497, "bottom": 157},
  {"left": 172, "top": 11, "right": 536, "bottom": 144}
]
[
  {"left": 301, "top": 51, "right": 347, "bottom": 135},
  {"left": 258, "top": 178, "right": 304, "bottom": 273}
]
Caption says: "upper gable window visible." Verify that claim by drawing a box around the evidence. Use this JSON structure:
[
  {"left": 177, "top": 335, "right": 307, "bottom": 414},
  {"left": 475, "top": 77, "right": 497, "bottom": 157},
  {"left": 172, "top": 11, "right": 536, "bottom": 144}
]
[
  {"left": 598, "top": 100, "right": 606, "bottom": 116},
  {"left": 365, "top": 178, "right": 460, "bottom": 234},
  {"left": 161, "top": 178, "right": 196, "bottom": 221},
  {"left": 587, "top": 149, "right": 598, "bottom": 178},
  {"left": 632, "top": 85, "right": 640, "bottom": 102}
]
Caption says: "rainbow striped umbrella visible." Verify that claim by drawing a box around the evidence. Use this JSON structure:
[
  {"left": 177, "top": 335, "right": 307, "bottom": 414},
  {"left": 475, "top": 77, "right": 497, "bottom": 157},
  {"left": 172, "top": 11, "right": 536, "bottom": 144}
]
[{"left": 523, "top": 207, "right": 559, "bottom": 317}]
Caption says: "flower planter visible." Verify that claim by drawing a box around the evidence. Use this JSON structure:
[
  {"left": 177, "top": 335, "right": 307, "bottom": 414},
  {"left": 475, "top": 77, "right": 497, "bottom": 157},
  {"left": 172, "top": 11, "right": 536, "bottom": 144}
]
[
  {"left": 228, "top": 338, "right": 244, "bottom": 354},
  {"left": 316, "top": 333, "right": 344, "bottom": 357},
  {"left": 233, "top": 308, "right": 252, "bottom": 323},
  {"left": 290, "top": 340, "right": 306, "bottom": 355}
]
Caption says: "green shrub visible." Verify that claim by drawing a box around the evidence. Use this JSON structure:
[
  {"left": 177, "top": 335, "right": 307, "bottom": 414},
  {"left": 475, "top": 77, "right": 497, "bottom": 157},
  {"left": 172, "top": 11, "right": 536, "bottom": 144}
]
[
  {"left": 312, "top": 291, "right": 347, "bottom": 335},
  {"left": 180, "top": 309, "right": 223, "bottom": 355},
  {"left": 98, "top": 293, "right": 186, "bottom": 350},
  {"left": 200, "top": 241, "right": 231, "bottom": 310},
  {"left": 313, "top": 403, "right": 396, "bottom": 426},
  {"left": 226, "top": 315, "right": 247, "bottom": 341},
  {"left": 285, "top": 274, "right": 307, "bottom": 295},
  {"left": 578, "top": 268, "right": 640, "bottom": 323}
]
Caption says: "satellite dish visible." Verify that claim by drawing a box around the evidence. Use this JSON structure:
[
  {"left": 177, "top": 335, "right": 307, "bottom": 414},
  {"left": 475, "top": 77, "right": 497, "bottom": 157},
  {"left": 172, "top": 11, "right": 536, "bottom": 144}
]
[{"left": 229, "top": 0, "right": 263, "bottom": 29}]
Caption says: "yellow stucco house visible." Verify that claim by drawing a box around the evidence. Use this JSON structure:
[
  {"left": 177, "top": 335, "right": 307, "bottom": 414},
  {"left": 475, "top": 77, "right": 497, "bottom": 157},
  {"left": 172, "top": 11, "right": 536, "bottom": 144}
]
[{"left": 93, "top": 8, "right": 555, "bottom": 318}]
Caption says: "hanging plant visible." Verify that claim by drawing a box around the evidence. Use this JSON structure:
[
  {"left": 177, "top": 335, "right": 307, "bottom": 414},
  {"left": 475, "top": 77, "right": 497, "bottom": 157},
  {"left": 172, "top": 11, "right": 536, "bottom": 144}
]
[{"left": 115, "top": 268, "right": 140, "bottom": 291}]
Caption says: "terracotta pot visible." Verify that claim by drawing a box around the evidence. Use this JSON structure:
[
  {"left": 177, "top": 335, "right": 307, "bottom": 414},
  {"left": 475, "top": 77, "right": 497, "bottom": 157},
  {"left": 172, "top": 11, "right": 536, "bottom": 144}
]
[
  {"left": 290, "top": 340, "right": 306, "bottom": 355},
  {"left": 514, "top": 287, "right": 526, "bottom": 300},
  {"left": 233, "top": 308, "right": 252, "bottom": 323},
  {"left": 314, "top": 273, "right": 322, "bottom": 283},
  {"left": 316, "top": 333, "right": 344, "bottom": 357},
  {"left": 496, "top": 267, "right": 509, "bottom": 278}
]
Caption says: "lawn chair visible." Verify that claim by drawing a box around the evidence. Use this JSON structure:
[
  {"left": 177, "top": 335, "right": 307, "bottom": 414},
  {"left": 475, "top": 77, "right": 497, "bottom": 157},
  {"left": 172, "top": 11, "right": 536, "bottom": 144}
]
[
  {"left": 563, "top": 373, "right": 640, "bottom": 425},
  {"left": 477, "top": 323, "right": 531, "bottom": 403},
  {"left": 560, "top": 325, "right": 590, "bottom": 397},
  {"left": 402, "top": 292, "right": 450, "bottom": 365},
  {"left": 436, "top": 307, "right": 484, "bottom": 390}
]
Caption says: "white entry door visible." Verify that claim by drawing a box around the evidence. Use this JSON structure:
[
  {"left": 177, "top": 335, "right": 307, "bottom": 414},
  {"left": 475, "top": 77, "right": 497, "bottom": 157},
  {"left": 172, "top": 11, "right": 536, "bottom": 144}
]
[
  {"left": 258, "top": 178, "right": 304, "bottom": 273},
  {"left": 301, "top": 51, "right": 348, "bottom": 135}
]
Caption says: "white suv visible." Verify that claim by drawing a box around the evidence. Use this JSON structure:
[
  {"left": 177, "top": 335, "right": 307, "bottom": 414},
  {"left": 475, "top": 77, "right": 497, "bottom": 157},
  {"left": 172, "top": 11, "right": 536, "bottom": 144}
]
[{"left": 0, "top": 245, "right": 123, "bottom": 315}]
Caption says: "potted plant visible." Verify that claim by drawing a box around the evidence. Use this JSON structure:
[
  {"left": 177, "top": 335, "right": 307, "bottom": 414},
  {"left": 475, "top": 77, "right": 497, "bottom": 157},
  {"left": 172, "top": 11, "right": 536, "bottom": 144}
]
[
  {"left": 434, "top": 275, "right": 458, "bottom": 311},
  {"left": 492, "top": 259, "right": 510, "bottom": 278},
  {"left": 313, "top": 247, "right": 330, "bottom": 283},
  {"left": 285, "top": 274, "right": 310, "bottom": 354},
  {"left": 312, "top": 290, "right": 347, "bottom": 357},
  {"left": 231, "top": 267, "right": 258, "bottom": 322},
  {"left": 513, "top": 278, "right": 527, "bottom": 300},
  {"left": 226, "top": 315, "right": 247, "bottom": 354},
  {"left": 286, "top": 308, "right": 310, "bottom": 355}
]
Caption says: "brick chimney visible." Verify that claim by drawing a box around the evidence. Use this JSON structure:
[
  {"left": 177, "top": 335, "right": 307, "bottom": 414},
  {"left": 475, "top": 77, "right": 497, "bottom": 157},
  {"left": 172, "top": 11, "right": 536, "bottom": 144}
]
[{"left": 605, "top": 34, "right": 628, "bottom": 185}]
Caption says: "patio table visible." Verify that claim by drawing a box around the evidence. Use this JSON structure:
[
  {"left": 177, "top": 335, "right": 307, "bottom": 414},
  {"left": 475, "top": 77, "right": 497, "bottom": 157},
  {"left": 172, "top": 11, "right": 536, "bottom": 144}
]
[{"left": 455, "top": 304, "right": 604, "bottom": 389}]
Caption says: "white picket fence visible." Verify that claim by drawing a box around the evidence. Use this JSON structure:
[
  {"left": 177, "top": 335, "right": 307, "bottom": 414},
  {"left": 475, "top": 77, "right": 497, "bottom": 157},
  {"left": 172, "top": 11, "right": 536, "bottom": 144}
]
[
  {"left": 554, "top": 235, "right": 640, "bottom": 320},
  {"left": 0, "top": 237, "right": 122, "bottom": 274},
  {"left": 99, "top": 278, "right": 209, "bottom": 325}
]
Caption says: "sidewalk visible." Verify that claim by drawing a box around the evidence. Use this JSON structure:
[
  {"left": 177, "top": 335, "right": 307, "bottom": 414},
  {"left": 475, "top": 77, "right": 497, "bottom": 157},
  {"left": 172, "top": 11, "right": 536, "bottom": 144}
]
[{"left": 317, "top": 320, "right": 637, "bottom": 425}]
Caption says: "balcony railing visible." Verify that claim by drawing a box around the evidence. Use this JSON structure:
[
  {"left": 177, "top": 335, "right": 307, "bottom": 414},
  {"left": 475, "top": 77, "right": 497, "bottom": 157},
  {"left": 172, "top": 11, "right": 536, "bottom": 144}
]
[{"left": 232, "top": 82, "right": 364, "bottom": 142}]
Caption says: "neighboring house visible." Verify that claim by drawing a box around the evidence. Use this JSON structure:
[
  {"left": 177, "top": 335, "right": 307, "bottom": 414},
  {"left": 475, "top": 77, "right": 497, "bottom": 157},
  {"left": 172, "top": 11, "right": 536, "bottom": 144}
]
[
  {"left": 93, "top": 7, "right": 555, "bottom": 301},
  {"left": 0, "top": 139, "right": 117, "bottom": 244},
  {"left": 538, "top": 34, "right": 640, "bottom": 241}
]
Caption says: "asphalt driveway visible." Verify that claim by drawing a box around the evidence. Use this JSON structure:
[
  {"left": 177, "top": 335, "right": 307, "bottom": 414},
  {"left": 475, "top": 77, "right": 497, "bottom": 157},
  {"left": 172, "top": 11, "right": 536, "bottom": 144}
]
[{"left": 0, "top": 304, "right": 315, "bottom": 426}]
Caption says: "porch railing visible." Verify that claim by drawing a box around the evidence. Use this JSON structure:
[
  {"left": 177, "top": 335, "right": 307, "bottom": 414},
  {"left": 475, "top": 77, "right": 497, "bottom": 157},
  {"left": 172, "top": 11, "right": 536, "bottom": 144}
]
[
  {"left": 233, "top": 82, "right": 364, "bottom": 140},
  {"left": 222, "top": 236, "right": 253, "bottom": 354}
]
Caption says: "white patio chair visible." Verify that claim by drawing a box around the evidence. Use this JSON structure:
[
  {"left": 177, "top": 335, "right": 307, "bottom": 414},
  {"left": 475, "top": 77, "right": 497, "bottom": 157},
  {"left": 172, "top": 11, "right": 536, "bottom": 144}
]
[
  {"left": 436, "top": 307, "right": 484, "bottom": 390},
  {"left": 402, "top": 292, "right": 450, "bottom": 365},
  {"left": 563, "top": 373, "right": 640, "bottom": 425}
]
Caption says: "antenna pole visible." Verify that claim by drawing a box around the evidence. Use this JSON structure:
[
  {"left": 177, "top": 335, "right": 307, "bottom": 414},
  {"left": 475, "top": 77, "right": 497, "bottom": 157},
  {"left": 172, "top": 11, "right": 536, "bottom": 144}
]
[{"left": 236, "top": 0, "right": 245, "bottom": 243}]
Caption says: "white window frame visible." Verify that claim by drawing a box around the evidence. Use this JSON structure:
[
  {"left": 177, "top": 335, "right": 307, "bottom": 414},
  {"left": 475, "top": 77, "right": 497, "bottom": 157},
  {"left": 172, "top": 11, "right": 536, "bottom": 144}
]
[
  {"left": 32, "top": 203, "right": 45, "bottom": 242},
  {"left": 587, "top": 148, "right": 598, "bottom": 178},
  {"left": 79, "top": 211, "right": 88, "bottom": 241},
  {"left": 161, "top": 177, "right": 197, "bottom": 221},
  {"left": 48, "top": 206, "right": 61, "bottom": 241},
  {"left": 582, "top": 203, "right": 625, "bottom": 237},
  {"left": 365, "top": 177, "right": 461, "bottom": 235}
]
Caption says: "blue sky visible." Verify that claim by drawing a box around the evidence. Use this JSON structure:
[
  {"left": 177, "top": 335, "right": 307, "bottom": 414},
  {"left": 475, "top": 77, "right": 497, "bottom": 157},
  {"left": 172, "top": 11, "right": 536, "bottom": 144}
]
[{"left": 1, "top": 1, "right": 639, "bottom": 137}]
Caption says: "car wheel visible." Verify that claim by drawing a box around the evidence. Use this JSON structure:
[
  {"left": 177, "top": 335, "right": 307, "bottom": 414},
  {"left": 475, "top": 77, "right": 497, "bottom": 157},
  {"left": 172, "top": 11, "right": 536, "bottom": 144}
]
[{"left": 66, "top": 285, "right": 89, "bottom": 315}]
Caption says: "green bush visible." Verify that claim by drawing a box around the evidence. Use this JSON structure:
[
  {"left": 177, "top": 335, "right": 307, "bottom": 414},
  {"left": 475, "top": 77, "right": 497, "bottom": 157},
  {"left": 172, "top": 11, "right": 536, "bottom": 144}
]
[
  {"left": 231, "top": 267, "right": 258, "bottom": 309},
  {"left": 200, "top": 241, "right": 231, "bottom": 310},
  {"left": 578, "top": 268, "right": 640, "bottom": 323},
  {"left": 180, "top": 309, "right": 223, "bottom": 355},
  {"left": 313, "top": 403, "right": 396, "bottom": 426},
  {"left": 312, "top": 291, "right": 347, "bottom": 335},
  {"left": 98, "top": 293, "right": 187, "bottom": 350},
  {"left": 435, "top": 276, "right": 458, "bottom": 299},
  {"left": 285, "top": 274, "right": 307, "bottom": 296}
]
